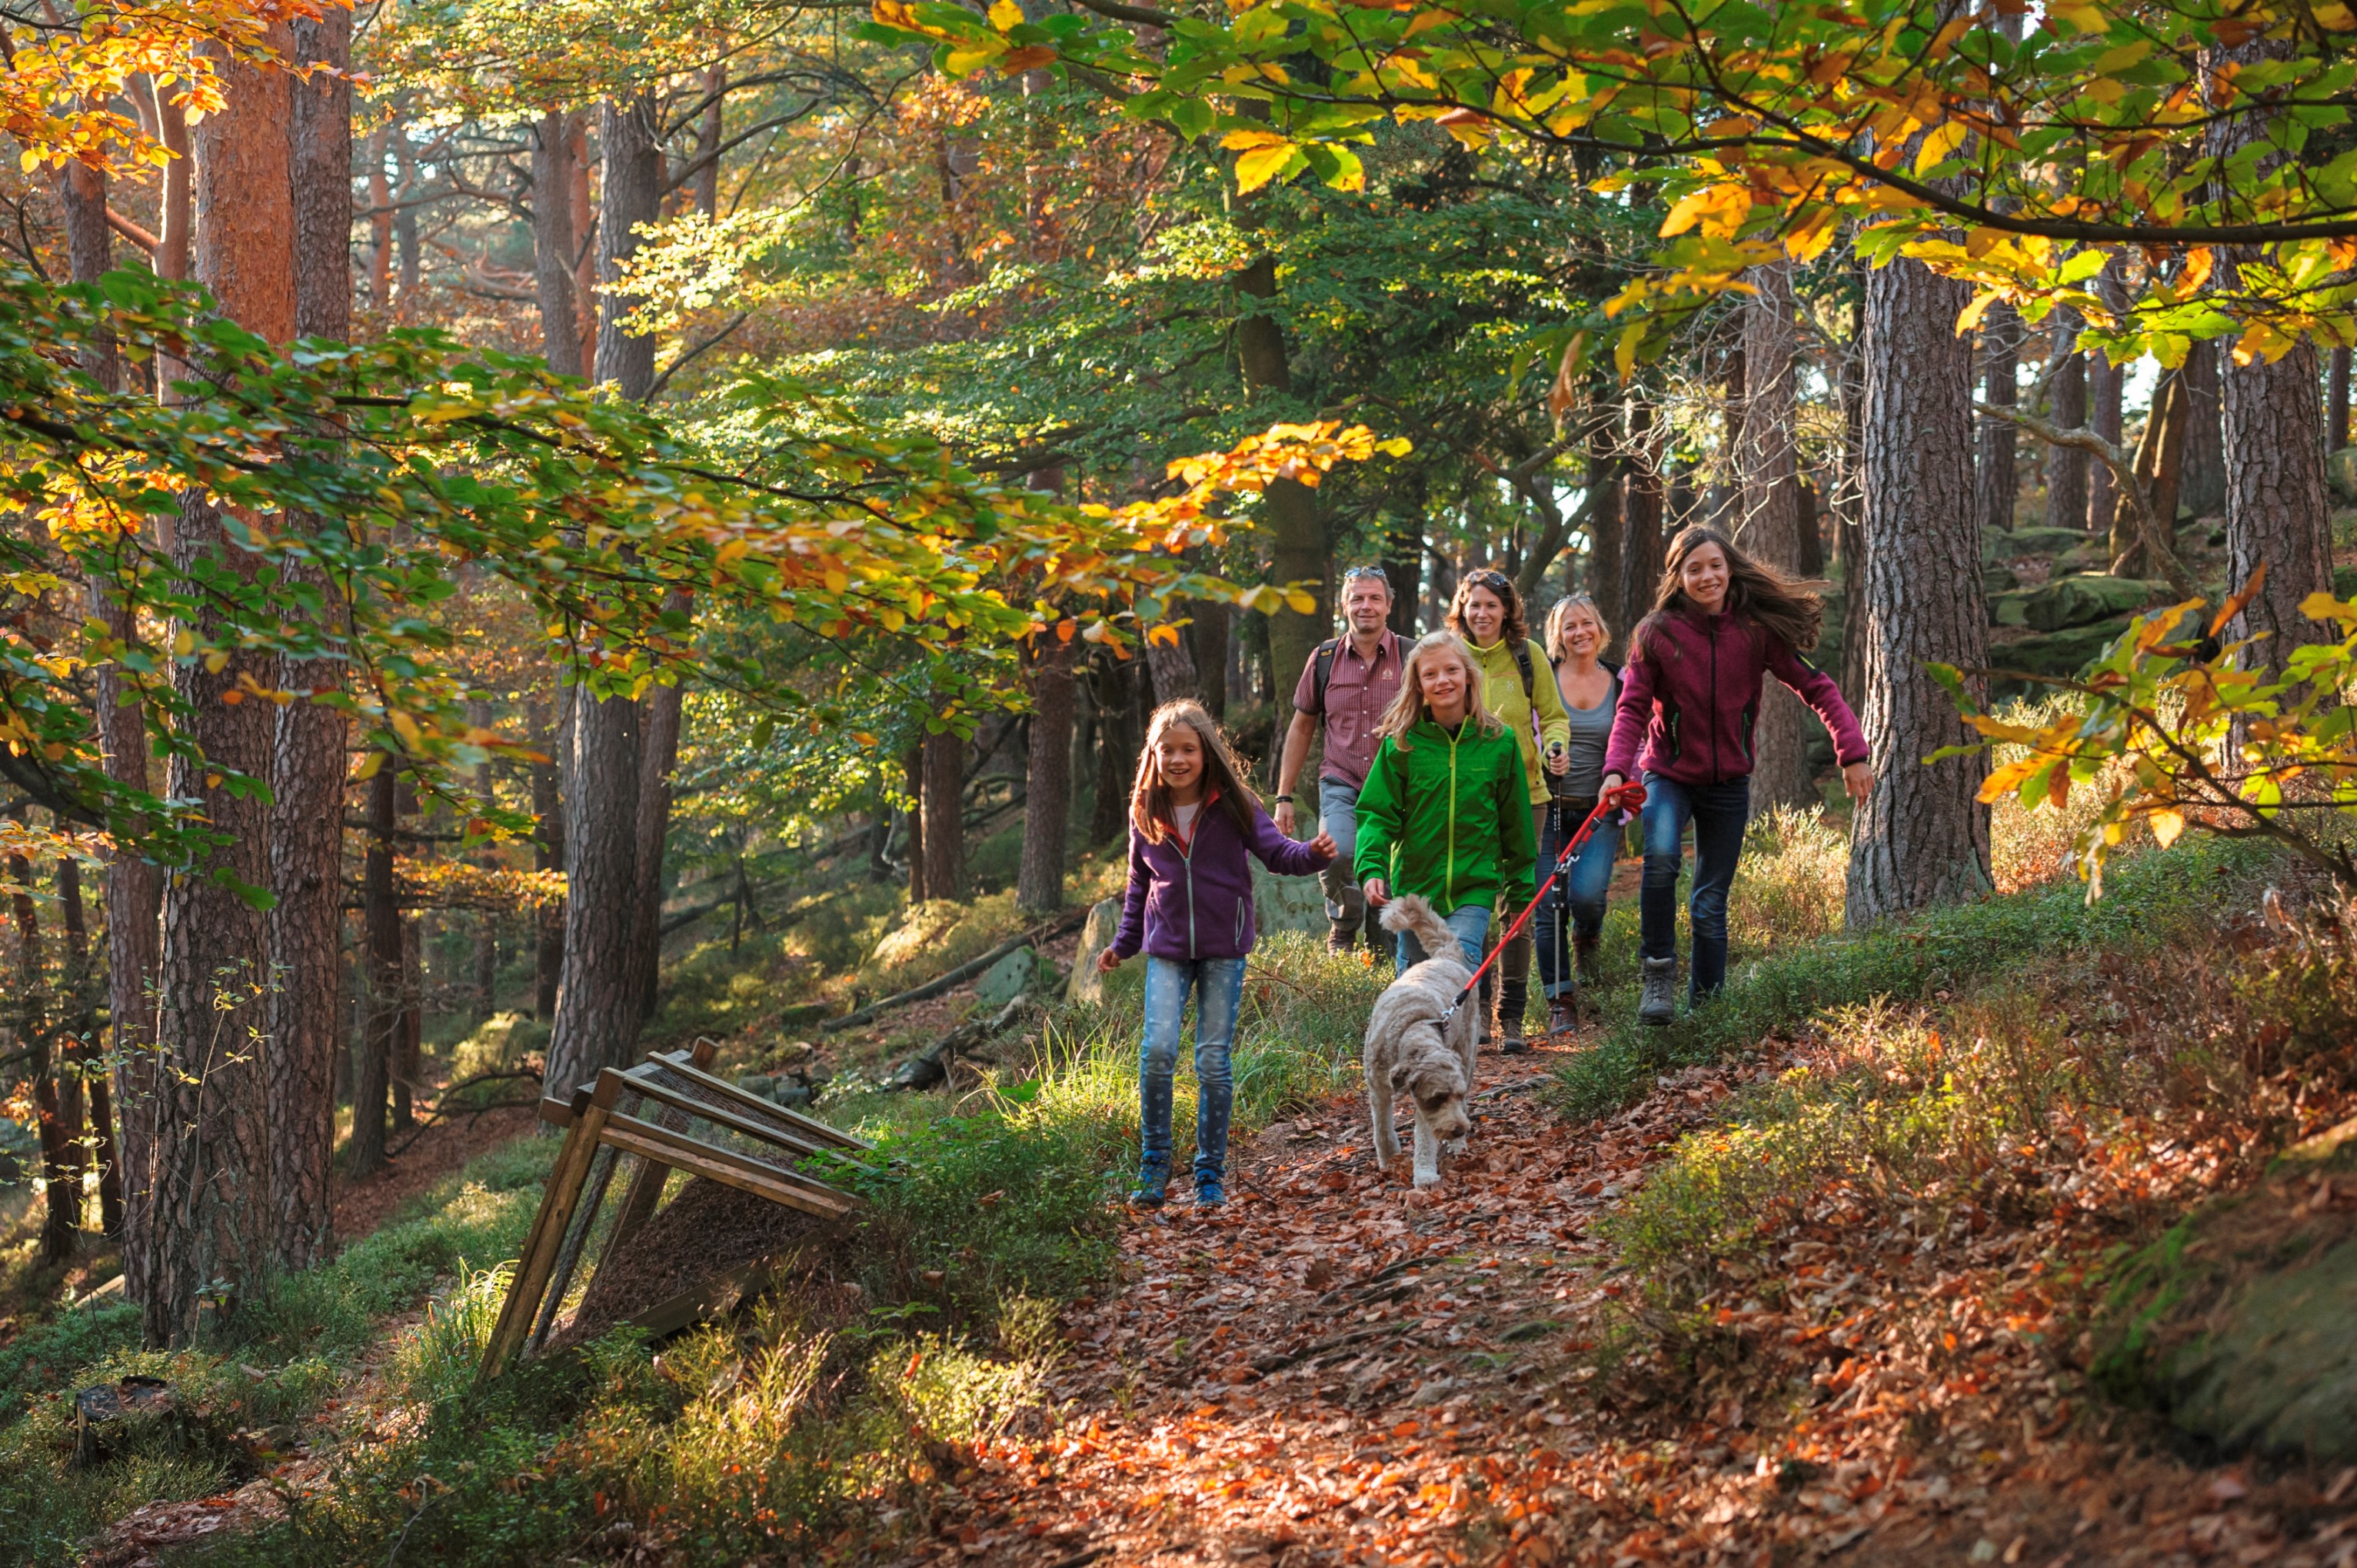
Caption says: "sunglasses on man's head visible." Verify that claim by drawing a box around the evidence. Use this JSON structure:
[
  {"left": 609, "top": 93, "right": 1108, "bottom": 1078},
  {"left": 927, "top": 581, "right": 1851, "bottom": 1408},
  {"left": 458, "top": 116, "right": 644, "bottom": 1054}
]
[{"left": 1341, "top": 566, "right": 1390, "bottom": 584}]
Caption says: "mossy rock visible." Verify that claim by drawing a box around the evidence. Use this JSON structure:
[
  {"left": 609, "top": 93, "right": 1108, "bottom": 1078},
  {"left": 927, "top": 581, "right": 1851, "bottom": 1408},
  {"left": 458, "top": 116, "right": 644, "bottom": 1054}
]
[
  {"left": 2021, "top": 574, "right": 2172, "bottom": 633},
  {"left": 2330, "top": 446, "right": 2357, "bottom": 502},
  {"left": 1983, "top": 563, "right": 2019, "bottom": 598},
  {"left": 2090, "top": 1117, "right": 2357, "bottom": 1461}
]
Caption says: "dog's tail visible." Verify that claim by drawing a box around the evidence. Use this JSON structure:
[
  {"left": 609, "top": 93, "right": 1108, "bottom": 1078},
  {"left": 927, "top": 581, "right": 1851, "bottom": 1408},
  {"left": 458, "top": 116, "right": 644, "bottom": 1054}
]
[{"left": 1379, "top": 894, "right": 1457, "bottom": 964}]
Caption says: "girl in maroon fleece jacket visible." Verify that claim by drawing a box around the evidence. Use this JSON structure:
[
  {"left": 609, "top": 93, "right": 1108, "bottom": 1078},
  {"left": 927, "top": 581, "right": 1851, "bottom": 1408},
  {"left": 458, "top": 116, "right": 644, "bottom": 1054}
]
[{"left": 1600, "top": 526, "right": 1873, "bottom": 1024}]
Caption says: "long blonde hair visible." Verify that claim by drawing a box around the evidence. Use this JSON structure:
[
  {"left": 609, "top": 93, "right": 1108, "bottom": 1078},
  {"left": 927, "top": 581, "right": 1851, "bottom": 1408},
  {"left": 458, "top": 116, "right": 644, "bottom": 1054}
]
[
  {"left": 1374, "top": 632, "right": 1502, "bottom": 751},
  {"left": 1130, "top": 699, "right": 1259, "bottom": 843},
  {"left": 1544, "top": 593, "right": 1614, "bottom": 665}
]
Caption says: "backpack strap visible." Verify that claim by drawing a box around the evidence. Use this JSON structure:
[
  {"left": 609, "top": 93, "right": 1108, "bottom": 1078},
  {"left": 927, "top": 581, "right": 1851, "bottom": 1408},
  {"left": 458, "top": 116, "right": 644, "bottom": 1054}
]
[
  {"left": 1512, "top": 638, "right": 1535, "bottom": 701},
  {"left": 1310, "top": 638, "right": 1342, "bottom": 715}
]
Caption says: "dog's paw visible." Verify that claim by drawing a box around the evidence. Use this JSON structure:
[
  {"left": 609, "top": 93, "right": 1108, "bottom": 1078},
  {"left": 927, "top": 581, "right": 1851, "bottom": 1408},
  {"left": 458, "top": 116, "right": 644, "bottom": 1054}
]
[
  {"left": 1440, "top": 1137, "right": 1467, "bottom": 1157},
  {"left": 1413, "top": 1171, "right": 1443, "bottom": 1190}
]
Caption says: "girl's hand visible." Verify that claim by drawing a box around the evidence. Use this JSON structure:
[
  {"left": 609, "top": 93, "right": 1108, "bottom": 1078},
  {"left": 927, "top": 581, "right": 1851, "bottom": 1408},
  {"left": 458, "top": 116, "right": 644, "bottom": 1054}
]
[
  {"left": 1842, "top": 761, "right": 1875, "bottom": 806},
  {"left": 1096, "top": 948, "right": 1124, "bottom": 974},
  {"left": 1361, "top": 877, "right": 1388, "bottom": 908},
  {"left": 1307, "top": 830, "right": 1337, "bottom": 861},
  {"left": 1600, "top": 772, "right": 1624, "bottom": 797}
]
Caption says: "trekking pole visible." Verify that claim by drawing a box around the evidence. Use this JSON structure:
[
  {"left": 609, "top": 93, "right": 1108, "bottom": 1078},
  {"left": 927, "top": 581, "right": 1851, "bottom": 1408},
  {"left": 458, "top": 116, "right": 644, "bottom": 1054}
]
[{"left": 1439, "top": 780, "right": 1646, "bottom": 1024}]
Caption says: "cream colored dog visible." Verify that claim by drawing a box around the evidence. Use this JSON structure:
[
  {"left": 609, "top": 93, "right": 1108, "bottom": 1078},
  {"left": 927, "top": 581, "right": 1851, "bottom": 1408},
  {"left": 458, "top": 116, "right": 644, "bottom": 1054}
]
[{"left": 1363, "top": 895, "right": 1480, "bottom": 1189}]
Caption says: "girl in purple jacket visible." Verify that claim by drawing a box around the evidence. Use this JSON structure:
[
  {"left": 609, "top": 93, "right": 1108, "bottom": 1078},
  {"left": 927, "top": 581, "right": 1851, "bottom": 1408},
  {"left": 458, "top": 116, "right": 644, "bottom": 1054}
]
[
  {"left": 1599, "top": 527, "right": 1874, "bottom": 1025},
  {"left": 1098, "top": 700, "right": 1334, "bottom": 1208}
]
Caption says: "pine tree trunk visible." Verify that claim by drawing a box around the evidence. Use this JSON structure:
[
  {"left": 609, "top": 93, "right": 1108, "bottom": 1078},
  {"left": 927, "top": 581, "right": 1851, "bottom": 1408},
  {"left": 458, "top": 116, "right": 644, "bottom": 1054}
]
[
  {"left": 1236, "top": 254, "right": 1327, "bottom": 698},
  {"left": 1383, "top": 481, "right": 1424, "bottom": 638},
  {"left": 1736, "top": 260, "right": 1819, "bottom": 817},
  {"left": 2222, "top": 327, "right": 2333, "bottom": 679},
  {"left": 545, "top": 683, "right": 642, "bottom": 1102},
  {"left": 2180, "top": 338, "right": 2227, "bottom": 518},
  {"left": 1977, "top": 302, "right": 2021, "bottom": 534},
  {"left": 921, "top": 727, "right": 966, "bottom": 901},
  {"left": 1017, "top": 632, "right": 1077, "bottom": 914},
  {"left": 1846, "top": 255, "right": 1992, "bottom": 925},
  {"left": 2043, "top": 316, "right": 2089, "bottom": 532},
  {"left": 595, "top": 94, "right": 661, "bottom": 399},
  {"left": 144, "top": 38, "right": 293, "bottom": 1344},
  {"left": 2330, "top": 346, "right": 2352, "bottom": 455},
  {"left": 1838, "top": 292, "right": 1870, "bottom": 704},
  {"left": 1144, "top": 616, "right": 1200, "bottom": 707},
  {"left": 2086, "top": 259, "right": 2129, "bottom": 537},
  {"left": 265, "top": 6, "right": 352, "bottom": 1271},
  {"left": 1088, "top": 658, "right": 1132, "bottom": 845},
  {"left": 474, "top": 742, "right": 497, "bottom": 1020},
  {"left": 904, "top": 744, "right": 928, "bottom": 901},
  {"left": 530, "top": 111, "right": 584, "bottom": 378},
  {"left": 58, "top": 859, "right": 119, "bottom": 1237},
  {"left": 350, "top": 761, "right": 399, "bottom": 1180},
  {"left": 1617, "top": 402, "right": 1666, "bottom": 657}
]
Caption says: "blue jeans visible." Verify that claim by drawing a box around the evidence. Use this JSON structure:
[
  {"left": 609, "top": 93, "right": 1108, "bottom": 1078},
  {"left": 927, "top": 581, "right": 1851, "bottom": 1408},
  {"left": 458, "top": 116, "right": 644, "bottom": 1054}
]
[
  {"left": 1139, "top": 955, "right": 1247, "bottom": 1183},
  {"left": 1317, "top": 777, "right": 1377, "bottom": 943},
  {"left": 1535, "top": 795, "right": 1619, "bottom": 998},
  {"left": 1393, "top": 902, "right": 1490, "bottom": 976},
  {"left": 1640, "top": 774, "right": 1750, "bottom": 1001}
]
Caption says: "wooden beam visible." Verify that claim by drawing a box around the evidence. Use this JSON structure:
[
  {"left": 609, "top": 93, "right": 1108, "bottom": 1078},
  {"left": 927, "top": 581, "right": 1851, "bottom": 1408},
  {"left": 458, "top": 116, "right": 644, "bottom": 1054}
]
[
  {"left": 646, "top": 1050, "right": 871, "bottom": 1152},
  {"left": 480, "top": 1086, "right": 607, "bottom": 1381},
  {"left": 619, "top": 1064, "right": 864, "bottom": 1168},
  {"left": 597, "top": 1116, "right": 857, "bottom": 1220}
]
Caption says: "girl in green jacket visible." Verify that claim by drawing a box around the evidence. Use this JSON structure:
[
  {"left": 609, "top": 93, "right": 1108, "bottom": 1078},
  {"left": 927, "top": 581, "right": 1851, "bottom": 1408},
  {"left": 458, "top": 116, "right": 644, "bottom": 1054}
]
[
  {"left": 1353, "top": 632, "right": 1537, "bottom": 994},
  {"left": 1446, "top": 569, "right": 1571, "bottom": 1053}
]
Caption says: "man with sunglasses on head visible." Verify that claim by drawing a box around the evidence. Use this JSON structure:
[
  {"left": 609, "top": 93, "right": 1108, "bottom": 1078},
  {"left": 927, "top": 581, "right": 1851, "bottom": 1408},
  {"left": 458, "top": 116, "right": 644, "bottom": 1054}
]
[{"left": 1273, "top": 566, "right": 1407, "bottom": 954}]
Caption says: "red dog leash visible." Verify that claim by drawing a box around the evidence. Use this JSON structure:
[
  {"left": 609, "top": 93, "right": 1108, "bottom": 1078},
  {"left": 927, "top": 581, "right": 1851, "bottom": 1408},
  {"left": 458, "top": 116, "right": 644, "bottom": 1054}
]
[{"left": 1438, "top": 780, "right": 1647, "bottom": 1024}]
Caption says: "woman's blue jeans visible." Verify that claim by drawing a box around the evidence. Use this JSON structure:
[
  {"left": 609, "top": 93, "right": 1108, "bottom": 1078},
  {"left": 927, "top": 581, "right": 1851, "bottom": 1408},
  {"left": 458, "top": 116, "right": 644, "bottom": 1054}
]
[
  {"left": 1640, "top": 773, "right": 1750, "bottom": 1001},
  {"left": 1535, "top": 794, "right": 1619, "bottom": 998},
  {"left": 1139, "top": 955, "right": 1247, "bottom": 1183},
  {"left": 1393, "top": 902, "right": 1490, "bottom": 976}
]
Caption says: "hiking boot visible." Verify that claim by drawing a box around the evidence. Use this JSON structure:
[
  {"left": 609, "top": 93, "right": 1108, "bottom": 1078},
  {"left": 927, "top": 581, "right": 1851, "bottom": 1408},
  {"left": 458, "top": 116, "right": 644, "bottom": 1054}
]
[
  {"left": 1129, "top": 1157, "right": 1170, "bottom": 1207},
  {"left": 1495, "top": 976, "right": 1530, "bottom": 1054},
  {"left": 1547, "top": 996, "right": 1580, "bottom": 1036},
  {"left": 1327, "top": 925, "right": 1358, "bottom": 956},
  {"left": 1639, "top": 957, "right": 1677, "bottom": 1026},
  {"left": 1574, "top": 931, "right": 1603, "bottom": 989},
  {"left": 1194, "top": 1174, "right": 1227, "bottom": 1209}
]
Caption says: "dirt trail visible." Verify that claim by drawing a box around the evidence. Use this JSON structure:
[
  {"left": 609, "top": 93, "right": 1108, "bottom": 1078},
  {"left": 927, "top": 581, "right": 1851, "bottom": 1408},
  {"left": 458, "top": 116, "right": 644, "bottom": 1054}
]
[{"left": 914, "top": 1034, "right": 2357, "bottom": 1568}]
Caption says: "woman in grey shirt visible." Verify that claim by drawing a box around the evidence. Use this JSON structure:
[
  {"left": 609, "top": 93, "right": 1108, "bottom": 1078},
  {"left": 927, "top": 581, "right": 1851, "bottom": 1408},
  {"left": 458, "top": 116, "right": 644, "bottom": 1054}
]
[{"left": 1536, "top": 594, "right": 1622, "bottom": 1034}]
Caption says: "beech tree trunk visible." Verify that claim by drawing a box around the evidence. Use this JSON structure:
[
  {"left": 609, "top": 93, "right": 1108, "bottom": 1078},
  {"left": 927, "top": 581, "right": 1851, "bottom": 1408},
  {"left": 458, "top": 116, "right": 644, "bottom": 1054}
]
[
  {"left": 529, "top": 700, "right": 564, "bottom": 1021},
  {"left": 55, "top": 92, "right": 151, "bottom": 1270},
  {"left": 1977, "top": 302, "right": 2021, "bottom": 534},
  {"left": 58, "top": 858, "right": 120, "bottom": 1238},
  {"left": 1846, "top": 255, "right": 1992, "bottom": 926},
  {"left": 530, "top": 111, "right": 584, "bottom": 378},
  {"left": 1736, "top": 260, "right": 1819, "bottom": 817},
  {"left": 144, "top": 37, "right": 294, "bottom": 1344},
  {"left": 631, "top": 670, "right": 685, "bottom": 1025},
  {"left": 1236, "top": 255, "right": 1326, "bottom": 699},
  {"left": 350, "top": 761, "right": 399, "bottom": 1179},
  {"left": 2330, "top": 345, "right": 2352, "bottom": 455},
  {"left": 2043, "top": 315, "right": 2089, "bottom": 532},
  {"left": 1018, "top": 631, "right": 1077, "bottom": 914},
  {"left": 921, "top": 726, "right": 966, "bottom": 901},
  {"left": 2086, "top": 259, "right": 2129, "bottom": 536},
  {"left": 12, "top": 843, "right": 78, "bottom": 1263},
  {"left": 2180, "top": 338, "right": 2227, "bottom": 518},
  {"left": 265, "top": 5, "right": 352, "bottom": 1271}
]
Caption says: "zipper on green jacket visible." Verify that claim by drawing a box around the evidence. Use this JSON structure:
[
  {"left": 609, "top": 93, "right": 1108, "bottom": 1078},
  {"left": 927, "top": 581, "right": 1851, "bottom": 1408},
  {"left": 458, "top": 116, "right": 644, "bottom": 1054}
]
[{"left": 1445, "top": 725, "right": 1459, "bottom": 907}]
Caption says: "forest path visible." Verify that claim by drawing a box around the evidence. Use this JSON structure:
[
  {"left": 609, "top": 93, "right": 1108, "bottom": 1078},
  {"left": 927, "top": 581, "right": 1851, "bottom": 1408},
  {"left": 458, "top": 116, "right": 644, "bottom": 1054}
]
[{"left": 906, "top": 1030, "right": 2350, "bottom": 1568}]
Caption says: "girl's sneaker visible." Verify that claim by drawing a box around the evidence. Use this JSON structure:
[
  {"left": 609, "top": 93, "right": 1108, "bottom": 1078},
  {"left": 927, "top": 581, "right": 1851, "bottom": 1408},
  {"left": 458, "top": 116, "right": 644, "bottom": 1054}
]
[
  {"left": 1130, "top": 1159, "right": 1170, "bottom": 1207},
  {"left": 1194, "top": 1175, "right": 1227, "bottom": 1209}
]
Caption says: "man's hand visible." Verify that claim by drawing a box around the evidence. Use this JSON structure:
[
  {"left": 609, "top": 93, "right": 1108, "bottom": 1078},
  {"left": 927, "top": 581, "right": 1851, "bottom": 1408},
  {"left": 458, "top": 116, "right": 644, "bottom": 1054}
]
[
  {"left": 1307, "top": 831, "right": 1337, "bottom": 861},
  {"left": 1842, "top": 760, "right": 1875, "bottom": 807},
  {"left": 1096, "top": 947, "right": 1124, "bottom": 974},
  {"left": 1273, "top": 798, "right": 1297, "bottom": 836},
  {"left": 1361, "top": 877, "right": 1388, "bottom": 908}
]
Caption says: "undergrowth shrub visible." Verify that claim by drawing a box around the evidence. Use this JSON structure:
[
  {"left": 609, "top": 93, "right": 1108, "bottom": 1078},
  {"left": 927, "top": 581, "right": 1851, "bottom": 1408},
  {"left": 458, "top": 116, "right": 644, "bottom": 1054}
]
[{"left": 1729, "top": 806, "right": 1847, "bottom": 950}]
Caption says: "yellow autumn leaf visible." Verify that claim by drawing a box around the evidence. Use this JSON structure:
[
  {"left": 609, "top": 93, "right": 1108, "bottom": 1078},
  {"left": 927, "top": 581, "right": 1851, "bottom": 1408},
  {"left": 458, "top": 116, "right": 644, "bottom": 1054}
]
[
  {"left": 2149, "top": 808, "right": 2186, "bottom": 848},
  {"left": 943, "top": 44, "right": 1000, "bottom": 75},
  {"left": 1912, "top": 118, "right": 1968, "bottom": 176},
  {"left": 1233, "top": 141, "right": 1297, "bottom": 194},
  {"left": 390, "top": 709, "right": 422, "bottom": 747},
  {"left": 1220, "top": 128, "right": 1288, "bottom": 151},
  {"left": 988, "top": 0, "right": 1024, "bottom": 28}
]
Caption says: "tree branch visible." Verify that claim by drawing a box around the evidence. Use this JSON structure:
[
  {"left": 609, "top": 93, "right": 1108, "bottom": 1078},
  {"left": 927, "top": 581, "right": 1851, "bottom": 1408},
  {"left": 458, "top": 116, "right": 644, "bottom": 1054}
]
[{"left": 1974, "top": 399, "right": 2194, "bottom": 598}]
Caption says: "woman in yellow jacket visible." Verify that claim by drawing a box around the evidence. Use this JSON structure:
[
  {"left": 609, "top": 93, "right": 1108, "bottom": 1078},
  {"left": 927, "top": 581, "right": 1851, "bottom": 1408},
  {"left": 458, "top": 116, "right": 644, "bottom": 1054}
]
[{"left": 1444, "top": 568, "right": 1571, "bottom": 1053}]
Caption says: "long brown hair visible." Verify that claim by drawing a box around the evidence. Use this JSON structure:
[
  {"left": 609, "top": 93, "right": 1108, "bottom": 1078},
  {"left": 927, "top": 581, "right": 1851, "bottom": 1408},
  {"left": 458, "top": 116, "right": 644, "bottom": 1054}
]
[
  {"left": 1374, "top": 633, "right": 1503, "bottom": 751},
  {"left": 1130, "top": 699, "right": 1260, "bottom": 843},
  {"left": 1444, "top": 568, "right": 1529, "bottom": 648},
  {"left": 1629, "top": 524, "right": 1823, "bottom": 665}
]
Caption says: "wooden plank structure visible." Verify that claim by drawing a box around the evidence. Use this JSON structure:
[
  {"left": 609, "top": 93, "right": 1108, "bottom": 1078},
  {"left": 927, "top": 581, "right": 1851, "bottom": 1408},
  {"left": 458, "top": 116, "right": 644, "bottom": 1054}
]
[{"left": 478, "top": 1040, "right": 871, "bottom": 1382}]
